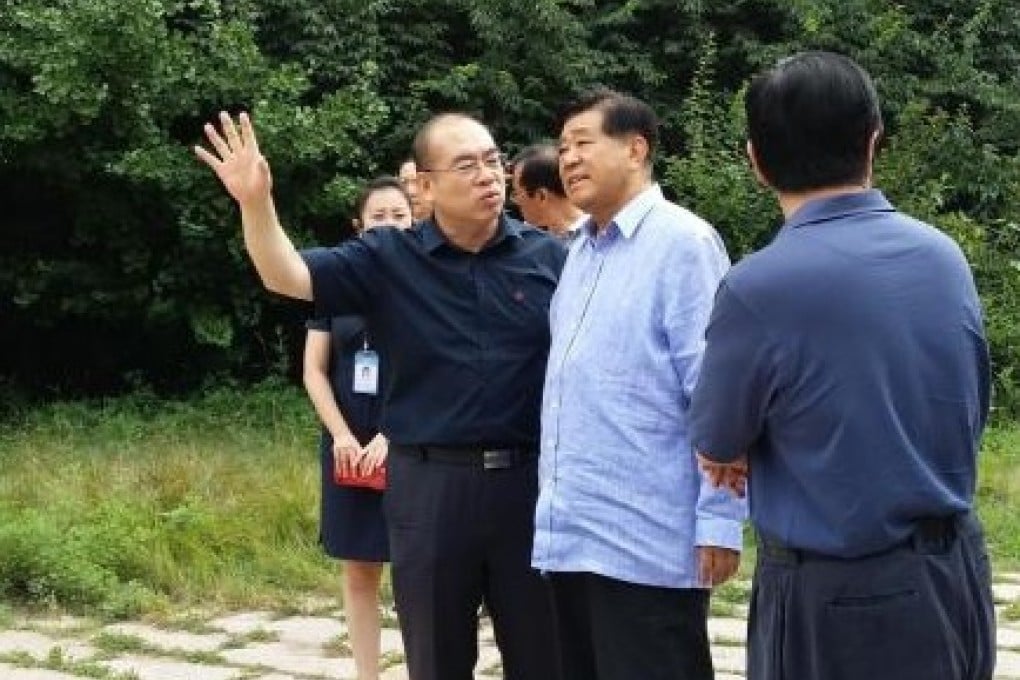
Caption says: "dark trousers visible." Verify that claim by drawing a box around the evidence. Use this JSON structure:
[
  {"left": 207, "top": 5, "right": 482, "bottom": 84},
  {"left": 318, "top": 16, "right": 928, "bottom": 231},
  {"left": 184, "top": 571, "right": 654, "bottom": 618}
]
[
  {"left": 384, "top": 449, "right": 560, "bottom": 680},
  {"left": 748, "top": 512, "right": 996, "bottom": 680},
  {"left": 548, "top": 571, "right": 713, "bottom": 680}
]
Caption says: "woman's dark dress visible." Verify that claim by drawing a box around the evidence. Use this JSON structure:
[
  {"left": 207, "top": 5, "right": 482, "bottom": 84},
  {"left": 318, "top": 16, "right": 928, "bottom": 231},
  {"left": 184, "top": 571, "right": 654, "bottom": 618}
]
[{"left": 306, "top": 315, "right": 389, "bottom": 562}]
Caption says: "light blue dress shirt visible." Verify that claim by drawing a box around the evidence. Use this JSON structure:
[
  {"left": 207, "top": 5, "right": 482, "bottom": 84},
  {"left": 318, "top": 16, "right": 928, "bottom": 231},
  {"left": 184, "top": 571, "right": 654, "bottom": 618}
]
[{"left": 532, "top": 184, "right": 746, "bottom": 589}]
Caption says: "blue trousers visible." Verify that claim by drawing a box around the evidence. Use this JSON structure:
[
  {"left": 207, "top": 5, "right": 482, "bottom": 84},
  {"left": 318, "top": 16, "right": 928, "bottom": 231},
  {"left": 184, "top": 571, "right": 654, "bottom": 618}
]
[{"left": 748, "top": 512, "right": 995, "bottom": 680}]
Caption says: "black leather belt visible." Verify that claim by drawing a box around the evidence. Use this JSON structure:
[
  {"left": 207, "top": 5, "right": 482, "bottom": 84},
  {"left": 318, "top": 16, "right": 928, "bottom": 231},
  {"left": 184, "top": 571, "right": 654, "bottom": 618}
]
[
  {"left": 392, "top": 444, "right": 538, "bottom": 470},
  {"left": 758, "top": 513, "right": 974, "bottom": 564}
]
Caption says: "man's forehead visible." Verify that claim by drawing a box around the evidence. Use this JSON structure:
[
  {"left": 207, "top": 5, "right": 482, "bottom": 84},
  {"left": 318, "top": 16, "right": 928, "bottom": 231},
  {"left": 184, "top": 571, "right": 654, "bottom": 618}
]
[
  {"left": 560, "top": 109, "right": 604, "bottom": 139},
  {"left": 430, "top": 119, "right": 496, "bottom": 158}
]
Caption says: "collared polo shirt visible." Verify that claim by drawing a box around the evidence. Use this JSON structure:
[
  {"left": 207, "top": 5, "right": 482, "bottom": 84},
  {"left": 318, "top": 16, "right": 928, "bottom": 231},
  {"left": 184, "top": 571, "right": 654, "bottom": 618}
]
[
  {"left": 302, "top": 215, "right": 566, "bottom": 447},
  {"left": 690, "top": 190, "right": 990, "bottom": 558}
]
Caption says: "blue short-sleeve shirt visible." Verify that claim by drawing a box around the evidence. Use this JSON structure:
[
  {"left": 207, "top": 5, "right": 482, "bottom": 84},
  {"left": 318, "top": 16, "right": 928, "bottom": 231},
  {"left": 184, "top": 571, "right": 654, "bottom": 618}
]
[{"left": 690, "top": 190, "right": 990, "bottom": 558}]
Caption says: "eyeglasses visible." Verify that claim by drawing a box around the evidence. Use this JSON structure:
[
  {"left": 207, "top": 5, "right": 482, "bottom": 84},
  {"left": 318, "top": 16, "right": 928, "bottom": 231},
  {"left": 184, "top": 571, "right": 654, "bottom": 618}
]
[{"left": 421, "top": 152, "right": 507, "bottom": 179}]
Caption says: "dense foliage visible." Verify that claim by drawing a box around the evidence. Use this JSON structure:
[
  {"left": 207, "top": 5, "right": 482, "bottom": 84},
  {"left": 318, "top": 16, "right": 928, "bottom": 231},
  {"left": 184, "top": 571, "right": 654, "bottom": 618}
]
[{"left": 2, "top": 0, "right": 1018, "bottom": 416}]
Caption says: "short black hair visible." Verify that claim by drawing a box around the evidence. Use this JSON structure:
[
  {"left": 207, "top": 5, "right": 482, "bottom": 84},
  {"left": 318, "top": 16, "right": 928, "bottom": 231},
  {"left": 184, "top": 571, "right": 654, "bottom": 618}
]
[
  {"left": 353, "top": 175, "right": 411, "bottom": 228},
  {"left": 411, "top": 112, "right": 487, "bottom": 169},
  {"left": 556, "top": 87, "right": 659, "bottom": 164},
  {"left": 745, "top": 51, "right": 883, "bottom": 192},
  {"left": 512, "top": 144, "right": 566, "bottom": 197}
]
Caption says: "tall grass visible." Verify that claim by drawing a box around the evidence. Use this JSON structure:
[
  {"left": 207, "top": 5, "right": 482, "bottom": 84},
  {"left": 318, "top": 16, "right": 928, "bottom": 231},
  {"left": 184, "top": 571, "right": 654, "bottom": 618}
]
[
  {"left": 0, "top": 382, "right": 1017, "bottom": 620},
  {"left": 977, "top": 424, "right": 1020, "bottom": 567},
  {"left": 0, "top": 380, "right": 341, "bottom": 618}
]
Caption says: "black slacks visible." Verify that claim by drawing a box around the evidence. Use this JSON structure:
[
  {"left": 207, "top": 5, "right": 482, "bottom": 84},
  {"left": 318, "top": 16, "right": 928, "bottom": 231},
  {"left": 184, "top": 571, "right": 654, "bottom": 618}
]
[
  {"left": 384, "top": 449, "right": 560, "bottom": 680},
  {"left": 748, "top": 512, "right": 996, "bottom": 680},
  {"left": 548, "top": 571, "right": 714, "bottom": 680}
]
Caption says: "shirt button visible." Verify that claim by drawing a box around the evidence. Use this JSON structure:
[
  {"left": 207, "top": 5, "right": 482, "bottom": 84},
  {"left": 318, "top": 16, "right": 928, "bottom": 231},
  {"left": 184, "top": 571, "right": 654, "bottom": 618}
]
[{"left": 551, "top": 402, "right": 559, "bottom": 410}]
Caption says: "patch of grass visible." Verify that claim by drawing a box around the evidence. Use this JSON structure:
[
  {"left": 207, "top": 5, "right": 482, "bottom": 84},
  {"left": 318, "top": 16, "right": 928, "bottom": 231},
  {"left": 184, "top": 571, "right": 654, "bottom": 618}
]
[
  {"left": 0, "top": 382, "right": 342, "bottom": 618},
  {"left": 42, "top": 647, "right": 114, "bottom": 678},
  {"left": 977, "top": 425, "right": 1020, "bottom": 568},
  {"left": 322, "top": 633, "right": 352, "bottom": 657},
  {"left": 1003, "top": 601, "right": 1020, "bottom": 622},
  {"left": 709, "top": 599, "right": 738, "bottom": 618},
  {"left": 223, "top": 626, "right": 280, "bottom": 649},
  {"left": 0, "top": 647, "right": 131, "bottom": 679},
  {"left": 380, "top": 650, "right": 405, "bottom": 669},
  {"left": 0, "top": 651, "right": 36, "bottom": 666},
  {"left": 91, "top": 629, "right": 228, "bottom": 666},
  {"left": 180, "top": 650, "right": 228, "bottom": 664},
  {"left": 379, "top": 605, "right": 400, "bottom": 628},
  {"left": 149, "top": 611, "right": 219, "bottom": 634},
  {"left": 713, "top": 579, "right": 752, "bottom": 606},
  {"left": 0, "top": 602, "right": 13, "bottom": 629},
  {"left": 92, "top": 631, "right": 147, "bottom": 654}
]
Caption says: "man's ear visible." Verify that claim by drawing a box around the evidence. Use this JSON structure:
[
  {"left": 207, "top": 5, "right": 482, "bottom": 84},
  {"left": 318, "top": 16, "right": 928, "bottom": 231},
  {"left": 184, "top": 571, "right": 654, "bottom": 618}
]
[
  {"left": 418, "top": 172, "right": 435, "bottom": 204},
  {"left": 629, "top": 135, "right": 650, "bottom": 168},
  {"left": 863, "top": 128, "right": 882, "bottom": 188},
  {"left": 746, "top": 140, "right": 770, "bottom": 188}
]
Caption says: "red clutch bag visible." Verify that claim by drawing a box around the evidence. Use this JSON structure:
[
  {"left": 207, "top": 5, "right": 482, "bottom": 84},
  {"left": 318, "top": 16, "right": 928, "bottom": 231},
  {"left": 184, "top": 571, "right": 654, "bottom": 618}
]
[{"left": 334, "top": 465, "right": 387, "bottom": 492}]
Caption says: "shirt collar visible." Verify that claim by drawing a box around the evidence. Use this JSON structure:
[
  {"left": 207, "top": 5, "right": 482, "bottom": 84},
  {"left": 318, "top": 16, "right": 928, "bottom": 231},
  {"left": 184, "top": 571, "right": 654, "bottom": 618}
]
[
  {"left": 782, "top": 189, "right": 896, "bottom": 232},
  {"left": 421, "top": 214, "right": 521, "bottom": 253},
  {"left": 584, "top": 183, "right": 663, "bottom": 240}
]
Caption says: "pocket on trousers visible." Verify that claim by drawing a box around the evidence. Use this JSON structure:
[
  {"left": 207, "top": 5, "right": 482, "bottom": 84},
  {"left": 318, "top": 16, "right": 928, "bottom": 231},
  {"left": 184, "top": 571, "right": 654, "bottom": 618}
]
[
  {"left": 827, "top": 589, "right": 917, "bottom": 608},
  {"left": 821, "top": 585, "right": 954, "bottom": 680}
]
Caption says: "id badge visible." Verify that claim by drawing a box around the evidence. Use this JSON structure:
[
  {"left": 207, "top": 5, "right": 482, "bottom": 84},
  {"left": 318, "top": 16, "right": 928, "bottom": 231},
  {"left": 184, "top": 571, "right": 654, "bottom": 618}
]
[{"left": 353, "top": 350, "right": 379, "bottom": 395}]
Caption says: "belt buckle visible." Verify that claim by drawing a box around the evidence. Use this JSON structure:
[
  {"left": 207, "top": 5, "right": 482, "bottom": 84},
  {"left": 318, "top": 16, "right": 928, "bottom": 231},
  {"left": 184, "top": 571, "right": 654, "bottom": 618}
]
[{"left": 483, "top": 449, "right": 512, "bottom": 470}]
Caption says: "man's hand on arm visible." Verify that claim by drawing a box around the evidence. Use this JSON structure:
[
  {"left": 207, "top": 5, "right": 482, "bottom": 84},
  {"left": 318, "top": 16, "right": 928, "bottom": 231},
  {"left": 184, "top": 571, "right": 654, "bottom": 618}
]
[
  {"left": 195, "top": 111, "right": 312, "bottom": 300},
  {"left": 698, "top": 453, "right": 749, "bottom": 498}
]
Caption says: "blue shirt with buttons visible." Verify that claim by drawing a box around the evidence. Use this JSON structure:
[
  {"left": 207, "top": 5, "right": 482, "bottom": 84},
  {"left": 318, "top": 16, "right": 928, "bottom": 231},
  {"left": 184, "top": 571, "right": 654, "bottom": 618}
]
[
  {"left": 532, "top": 184, "right": 746, "bottom": 589},
  {"left": 301, "top": 216, "right": 566, "bottom": 447},
  {"left": 690, "top": 190, "right": 990, "bottom": 558}
]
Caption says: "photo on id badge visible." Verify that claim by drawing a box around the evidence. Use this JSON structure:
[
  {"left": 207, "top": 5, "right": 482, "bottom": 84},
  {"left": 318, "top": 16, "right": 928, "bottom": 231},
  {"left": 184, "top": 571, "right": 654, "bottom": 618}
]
[{"left": 353, "top": 348, "right": 379, "bottom": 395}]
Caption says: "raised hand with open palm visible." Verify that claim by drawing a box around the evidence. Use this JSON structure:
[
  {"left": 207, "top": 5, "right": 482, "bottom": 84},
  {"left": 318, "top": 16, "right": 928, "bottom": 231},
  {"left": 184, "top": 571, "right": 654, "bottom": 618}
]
[
  {"left": 194, "top": 111, "right": 272, "bottom": 208},
  {"left": 193, "top": 110, "right": 311, "bottom": 300}
]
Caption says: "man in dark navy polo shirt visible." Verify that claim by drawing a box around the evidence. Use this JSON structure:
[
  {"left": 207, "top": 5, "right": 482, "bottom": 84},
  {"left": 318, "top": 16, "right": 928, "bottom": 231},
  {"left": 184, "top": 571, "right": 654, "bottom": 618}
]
[
  {"left": 690, "top": 52, "right": 995, "bottom": 680},
  {"left": 196, "top": 111, "right": 565, "bottom": 680}
]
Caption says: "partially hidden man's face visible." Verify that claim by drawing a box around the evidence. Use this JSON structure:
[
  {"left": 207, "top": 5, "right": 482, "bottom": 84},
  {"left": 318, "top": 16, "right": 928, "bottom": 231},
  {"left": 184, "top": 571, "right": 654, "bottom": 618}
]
[
  {"left": 511, "top": 165, "right": 548, "bottom": 228},
  {"left": 359, "top": 187, "right": 413, "bottom": 231},
  {"left": 558, "top": 108, "right": 646, "bottom": 219},
  {"left": 419, "top": 119, "right": 505, "bottom": 228},
  {"left": 398, "top": 160, "right": 432, "bottom": 221}
]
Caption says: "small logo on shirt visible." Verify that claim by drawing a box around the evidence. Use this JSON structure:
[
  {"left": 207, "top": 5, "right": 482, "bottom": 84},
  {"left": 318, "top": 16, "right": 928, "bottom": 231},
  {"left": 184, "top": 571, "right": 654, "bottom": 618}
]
[{"left": 513, "top": 290, "right": 525, "bottom": 302}]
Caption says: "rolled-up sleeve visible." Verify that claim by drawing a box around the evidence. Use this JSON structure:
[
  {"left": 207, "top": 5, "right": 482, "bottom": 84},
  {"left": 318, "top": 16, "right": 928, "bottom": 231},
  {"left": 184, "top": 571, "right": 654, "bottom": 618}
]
[{"left": 694, "top": 475, "right": 746, "bottom": 549}]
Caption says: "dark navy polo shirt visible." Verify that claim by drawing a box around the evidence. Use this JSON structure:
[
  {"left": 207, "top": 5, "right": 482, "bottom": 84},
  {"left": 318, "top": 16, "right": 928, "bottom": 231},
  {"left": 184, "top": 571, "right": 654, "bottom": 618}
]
[
  {"left": 690, "top": 190, "right": 990, "bottom": 558},
  {"left": 301, "top": 216, "right": 566, "bottom": 448}
]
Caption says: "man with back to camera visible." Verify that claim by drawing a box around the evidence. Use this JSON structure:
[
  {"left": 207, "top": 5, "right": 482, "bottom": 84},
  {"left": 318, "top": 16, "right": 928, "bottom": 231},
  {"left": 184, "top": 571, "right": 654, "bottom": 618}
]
[
  {"left": 511, "top": 143, "right": 586, "bottom": 243},
  {"left": 691, "top": 51, "right": 996, "bottom": 680},
  {"left": 195, "top": 110, "right": 565, "bottom": 680},
  {"left": 532, "top": 88, "right": 746, "bottom": 680}
]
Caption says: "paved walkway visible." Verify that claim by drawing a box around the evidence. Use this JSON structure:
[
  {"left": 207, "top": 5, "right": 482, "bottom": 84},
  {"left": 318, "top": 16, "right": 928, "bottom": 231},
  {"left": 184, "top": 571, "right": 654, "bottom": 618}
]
[{"left": 1, "top": 573, "right": 1018, "bottom": 679}]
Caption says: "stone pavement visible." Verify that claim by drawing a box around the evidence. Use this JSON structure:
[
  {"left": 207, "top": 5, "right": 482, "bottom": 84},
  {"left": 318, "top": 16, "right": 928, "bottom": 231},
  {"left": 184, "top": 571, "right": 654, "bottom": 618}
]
[{"left": 0, "top": 573, "right": 1018, "bottom": 679}]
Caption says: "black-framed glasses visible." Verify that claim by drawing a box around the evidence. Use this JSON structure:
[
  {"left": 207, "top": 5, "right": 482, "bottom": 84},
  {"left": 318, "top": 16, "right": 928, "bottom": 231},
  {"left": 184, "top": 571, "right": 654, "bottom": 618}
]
[{"left": 421, "top": 152, "right": 508, "bottom": 179}]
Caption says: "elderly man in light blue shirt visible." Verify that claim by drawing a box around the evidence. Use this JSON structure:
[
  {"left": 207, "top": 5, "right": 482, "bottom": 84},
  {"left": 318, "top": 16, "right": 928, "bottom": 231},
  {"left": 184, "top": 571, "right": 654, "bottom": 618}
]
[{"left": 533, "top": 88, "right": 745, "bottom": 680}]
